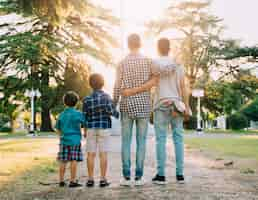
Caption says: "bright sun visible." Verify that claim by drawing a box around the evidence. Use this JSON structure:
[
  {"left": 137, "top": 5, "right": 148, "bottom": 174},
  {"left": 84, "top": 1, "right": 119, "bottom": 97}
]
[{"left": 91, "top": 0, "right": 170, "bottom": 94}]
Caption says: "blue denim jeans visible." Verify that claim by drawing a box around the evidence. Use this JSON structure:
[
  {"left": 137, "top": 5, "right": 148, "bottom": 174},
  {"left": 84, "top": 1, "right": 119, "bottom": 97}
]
[
  {"left": 154, "top": 109, "right": 184, "bottom": 176},
  {"left": 121, "top": 112, "right": 148, "bottom": 179}
]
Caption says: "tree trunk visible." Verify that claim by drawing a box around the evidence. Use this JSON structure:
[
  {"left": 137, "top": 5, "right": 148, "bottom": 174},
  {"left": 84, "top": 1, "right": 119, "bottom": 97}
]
[
  {"left": 40, "top": 70, "right": 53, "bottom": 132},
  {"left": 9, "top": 117, "right": 14, "bottom": 133},
  {"left": 40, "top": 104, "right": 53, "bottom": 132}
]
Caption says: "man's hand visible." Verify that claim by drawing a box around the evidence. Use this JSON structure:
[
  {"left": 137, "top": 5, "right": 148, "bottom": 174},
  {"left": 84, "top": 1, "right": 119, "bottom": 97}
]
[{"left": 121, "top": 88, "right": 139, "bottom": 97}]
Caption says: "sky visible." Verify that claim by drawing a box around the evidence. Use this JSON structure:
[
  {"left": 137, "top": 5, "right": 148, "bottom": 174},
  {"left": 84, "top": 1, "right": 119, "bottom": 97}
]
[
  {"left": 1, "top": 0, "right": 258, "bottom": 92},
  {"left": 92, "top": 0, "right": 258, "bottom": 92},
  {"left": 95, "top": 0, "right": 258, "bottom": 46}
]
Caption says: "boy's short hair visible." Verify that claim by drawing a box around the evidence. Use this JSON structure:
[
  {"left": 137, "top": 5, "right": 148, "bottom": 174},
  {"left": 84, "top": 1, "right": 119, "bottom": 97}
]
[
  {"left": 157, "top": 38, "right": 170, "bottom": 56},
  {"left": 89, "top": 73, "right": 104, "bottom": 90},
  {"left": 63, "top": 91, "right": 79, "bottom": 107},
  {"left": 128, "top": 33, "right": 141, "bottom": 50}
]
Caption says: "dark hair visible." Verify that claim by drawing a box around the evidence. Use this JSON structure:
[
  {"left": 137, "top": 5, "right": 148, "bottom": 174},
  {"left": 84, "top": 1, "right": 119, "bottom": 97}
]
[
  {"left": 63, "top": 91, "right": 79, "bottom": 107},
  {"left": 89, "top": 73, "right": 104, "bottom": 90},
  {"left": 157, "top": 38, "right": 170, "bottom": 56},
  {"left": 128, "top": 33, "right": 141, "bottom": 50}
]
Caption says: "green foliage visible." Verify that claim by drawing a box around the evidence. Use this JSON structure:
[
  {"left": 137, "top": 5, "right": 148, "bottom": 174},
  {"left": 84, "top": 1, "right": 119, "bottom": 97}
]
[
  {"left": 184, "top": 116, "right": 197, "bottom": 130},
  {"left": 0, "top": 0, "right": 118, "bottom": 131},
  {"left": 227, "top": 113, "right": 248, "bottom": 130},
  {"left": 241, "top": 97, "right": 258, "bottom": 121},
  {"left": 0, "top": 126, "right": 12, "bottom": 132},
  {"left": 0, "top": 76, "right": 25, "bottom": 130},
  {"left": 203, "top": 73, "right": 258, "bottom": 116},
  {"left": 0, "top": 113, "right": 9, "bottom": 127},
  {"left": 148, "top": 0, "right": 223, "bottom": 88}
]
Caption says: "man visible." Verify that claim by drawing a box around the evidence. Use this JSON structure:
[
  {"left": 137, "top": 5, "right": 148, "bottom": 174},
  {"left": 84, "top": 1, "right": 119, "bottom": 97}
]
[
  {"left": 113, "top": 34, "right": 158, "bottom": 186},
  {"left": 122, "top": 38, "right": 191, "bottom": 185}
]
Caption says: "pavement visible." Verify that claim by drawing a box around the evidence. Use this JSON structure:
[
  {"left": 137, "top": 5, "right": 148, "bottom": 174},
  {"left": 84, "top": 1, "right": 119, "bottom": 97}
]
[{"left": 17, "top": 123, "right": 258, "bottom": 200}]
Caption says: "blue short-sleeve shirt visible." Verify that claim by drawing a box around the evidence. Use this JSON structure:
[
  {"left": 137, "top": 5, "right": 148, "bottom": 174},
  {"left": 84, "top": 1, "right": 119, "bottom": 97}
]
[{"left": 55, "top": 108, "right": 85, "bottom": 146}]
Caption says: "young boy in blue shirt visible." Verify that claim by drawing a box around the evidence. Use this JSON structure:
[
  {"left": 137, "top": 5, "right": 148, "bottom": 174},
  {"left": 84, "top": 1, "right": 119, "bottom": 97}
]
[
  {"left": 56, "top": 91, "right": 85, "bottom": 188},
  {"left": 83, "top": 73, "right": 119, "bottom": 188}
]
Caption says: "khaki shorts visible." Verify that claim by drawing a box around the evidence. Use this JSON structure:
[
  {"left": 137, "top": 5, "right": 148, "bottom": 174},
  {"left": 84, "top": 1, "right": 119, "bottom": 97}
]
[{"left": 86, "top": 129, "right": 110, "bottom": 153}]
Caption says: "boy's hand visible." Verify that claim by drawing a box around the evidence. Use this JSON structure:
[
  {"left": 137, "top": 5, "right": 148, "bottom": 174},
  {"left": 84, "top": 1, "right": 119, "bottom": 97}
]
[{"left": 83, "top": 130, "right": 87, "bottom": 138}]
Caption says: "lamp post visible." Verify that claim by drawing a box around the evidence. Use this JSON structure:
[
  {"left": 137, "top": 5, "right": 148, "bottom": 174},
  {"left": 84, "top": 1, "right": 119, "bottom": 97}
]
[
  {"left": 192, "top": 89, "right": 204, "bottom": 134},
  {"left": 25, "top": 89, "right": 41, "bottom": 135},
  {"left": 0, "top": 92, "right": 4, "bottom": 99}
]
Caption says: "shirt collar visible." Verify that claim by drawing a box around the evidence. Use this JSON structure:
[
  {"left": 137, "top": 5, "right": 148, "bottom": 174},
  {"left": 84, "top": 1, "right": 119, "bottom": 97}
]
[
  {"left": 93, "top": 89, "right": 104, "bottom": 94},
  {"left": 65, "top": 107, "right": 75, "bottom": 111}
]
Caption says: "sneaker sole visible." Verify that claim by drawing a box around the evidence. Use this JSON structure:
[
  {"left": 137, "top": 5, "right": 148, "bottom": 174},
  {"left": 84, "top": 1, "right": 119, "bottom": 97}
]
[
  {"left": 177, "top": 180, "right": 185, "bottom": 184},
  {"left": 120, "top": 182, "right": 132, "bottom": 187},
  {"left": 153, "top": 181, "right": 167, "bottom": 185},
  {"left": 134, "top": 182, "right": 146, "bottom": 186},
  {"left": 120, "top": 184, "right": 131, "bottom": 187}
]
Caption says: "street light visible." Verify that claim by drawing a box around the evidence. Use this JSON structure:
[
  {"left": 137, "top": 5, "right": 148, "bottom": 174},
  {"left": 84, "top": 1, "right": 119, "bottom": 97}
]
[
  {"left": 0, "top": 92, "right": 4, "bottom": 99},
  {"left": 192, "top": 89, "right": 204, "bottom": 135},
  {"left": 25, "top": 88, "right": 41, "bottom": 135}
]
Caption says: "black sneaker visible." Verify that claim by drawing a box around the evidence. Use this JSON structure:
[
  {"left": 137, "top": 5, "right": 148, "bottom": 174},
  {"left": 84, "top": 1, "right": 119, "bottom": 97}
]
[
  {"left": 86, "top": 180, "right": 95, "bottom": 187},
  {"left": 99, "top": 179, "right": 110, "bottom": 188},
  {"left": 69, "top": 182, "right": 83, "bottom": 188},
  {"left": 152, "top": 174, "right": 166, "bottom": 185},
  {"left": 59, "top": 181, "right": 66, "bottom": 187},
  {"left": 176, "top": 175, "right": 185, "bottom": 184}
]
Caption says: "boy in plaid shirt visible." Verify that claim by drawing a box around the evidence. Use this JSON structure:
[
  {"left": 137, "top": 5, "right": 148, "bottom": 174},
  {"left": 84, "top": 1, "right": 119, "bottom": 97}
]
[
  {"left": 55, "top": 91, "right": 85, "bottom": 188},
  {"left": 83, "top": 73, "right": 119, "bottom": 188}
]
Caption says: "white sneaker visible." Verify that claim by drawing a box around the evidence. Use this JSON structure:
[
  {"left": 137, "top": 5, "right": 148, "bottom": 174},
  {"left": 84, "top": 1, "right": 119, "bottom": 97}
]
[
  {"left": 120, "top": 178, "right": 132, "bottom": 187},
  {"left": 134, "top": 178, "right": 145, "bottom": 186}
]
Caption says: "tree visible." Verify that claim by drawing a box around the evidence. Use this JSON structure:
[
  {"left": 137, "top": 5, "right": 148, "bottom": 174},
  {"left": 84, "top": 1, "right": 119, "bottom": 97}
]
[
  {"left": 148, "top": 0, "right": 223, "bottom": 89},
  {"left": 0, "top": 76, "right": 25, "bottom": 131},
  {"left": 0, "top": 0, "right": 118, "bottom": 131},
  {"left": 241, "top": 97, "right": 258, "bottom": 122},
  {"left": 203, "top": 73, "right": 258, "bottom": 116}
]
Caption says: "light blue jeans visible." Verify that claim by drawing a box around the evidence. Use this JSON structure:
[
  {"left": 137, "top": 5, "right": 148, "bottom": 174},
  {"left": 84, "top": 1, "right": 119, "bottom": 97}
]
[
  {"left": 154, "top": 109, "right": 184, "bottom": 176},
  {"left": 121, "top": 112, "right": 148, "bottom": 179}
]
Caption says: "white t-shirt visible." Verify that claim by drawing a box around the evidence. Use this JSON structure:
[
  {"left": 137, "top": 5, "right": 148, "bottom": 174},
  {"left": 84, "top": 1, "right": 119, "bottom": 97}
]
[{"left": 153, "top": 56, "right": 185, "bottom": 109}]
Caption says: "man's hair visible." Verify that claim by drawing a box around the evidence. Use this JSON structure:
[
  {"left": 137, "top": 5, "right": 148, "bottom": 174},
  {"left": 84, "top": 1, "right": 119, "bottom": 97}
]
[
  {"left": 157, "top": 38, "right": 170, "bottom": 56},
  {"left": 89, "top": 73, "right": 104, "bottom": 90},
  {"left": 63, "top": 91, "right": 79, "bottom": 107},
  {"left": 128, "top": 33, "right": 141, "bottom": 50}
]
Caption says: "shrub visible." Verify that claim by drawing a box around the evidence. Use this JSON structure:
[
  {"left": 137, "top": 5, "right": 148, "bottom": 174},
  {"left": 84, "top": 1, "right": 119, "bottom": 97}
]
[
  {"left": 227, "top": 113, "right": 248, "bottom": 130},
  {"left": 241, "top": 97, "right": 258, "bottom": 121},
  {"left": 184, "top": 116, "right": 197, "bottom": 130},
  {"left": 0, "top": 126, "right": 12, "bottom": 132}
]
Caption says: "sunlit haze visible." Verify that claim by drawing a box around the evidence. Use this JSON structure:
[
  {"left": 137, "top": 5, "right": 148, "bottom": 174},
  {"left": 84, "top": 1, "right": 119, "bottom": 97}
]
[
  {"left": 1, "top": 1, "right": 258, "bottom": 93},
  {"left": 92, "top": 0, "right": 258, "bottom": 93}
]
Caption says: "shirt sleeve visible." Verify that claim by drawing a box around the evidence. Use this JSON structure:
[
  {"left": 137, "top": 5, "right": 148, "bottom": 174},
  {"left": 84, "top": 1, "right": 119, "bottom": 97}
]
[
  {"left": 150, "top": 59, "right": 160, "bottom": 76},
  {"left": 80, "top": 112, "right": 86, "bottom": 128},
  {"left": 113, "top": 62, "right": 123, "bottom": 106},
  {"left": 106, "top": 94, "right": 119, "bottom": 119}
]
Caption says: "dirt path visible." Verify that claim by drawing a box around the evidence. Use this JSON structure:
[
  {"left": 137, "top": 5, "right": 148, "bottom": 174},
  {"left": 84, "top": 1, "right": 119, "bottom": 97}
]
[{"left": 13, "top": 134, "right": 258, "bottom": 200}]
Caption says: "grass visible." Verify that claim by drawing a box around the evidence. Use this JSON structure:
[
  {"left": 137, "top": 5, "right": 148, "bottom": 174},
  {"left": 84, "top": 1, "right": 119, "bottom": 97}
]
[
  {"left": 185, "top": 136, "right": 258, "bottom": 160},
  {"left": 0, "top": 138, "right": 59, "bottom": 199},
  {"left": 204, "top": 129, "right": 258, "bottom": 135},
  {"left": 0, "top": 159, "right": 58, "bottom": 200},
  {"left": 0, "top": 139, "right": 50, "bottom": 152},
  {"left": 0, "top": 131, "right": 56, "bottom": 138},
  {"left": 184, "top": 129, "right": 258, "bottom": 135}
]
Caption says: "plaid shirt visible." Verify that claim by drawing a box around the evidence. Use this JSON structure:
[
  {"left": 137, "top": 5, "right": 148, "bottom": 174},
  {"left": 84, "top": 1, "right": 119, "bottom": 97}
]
[
  {"left": 113, "top": 53, "right": 158, "bottom": 118},
  {"left": 83, "top": 90, "right": 119, "bottom": 129}
]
